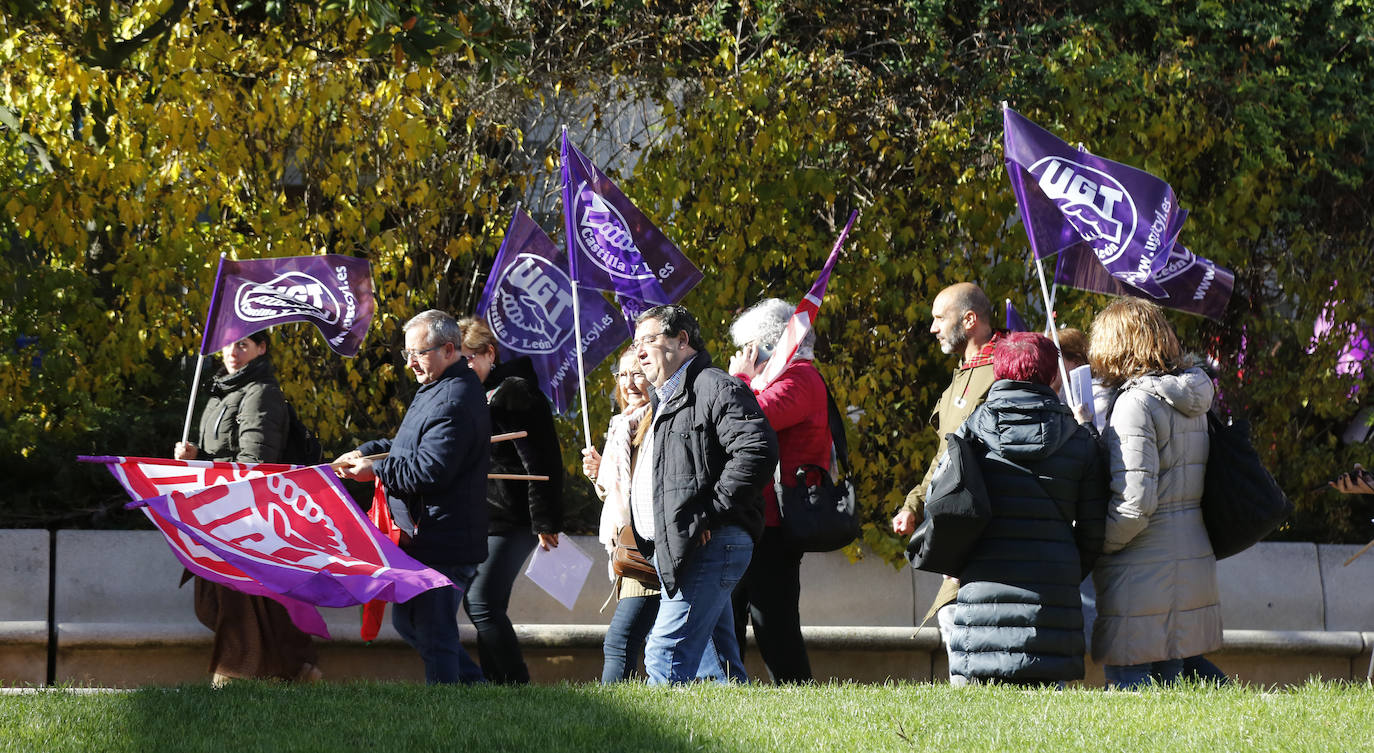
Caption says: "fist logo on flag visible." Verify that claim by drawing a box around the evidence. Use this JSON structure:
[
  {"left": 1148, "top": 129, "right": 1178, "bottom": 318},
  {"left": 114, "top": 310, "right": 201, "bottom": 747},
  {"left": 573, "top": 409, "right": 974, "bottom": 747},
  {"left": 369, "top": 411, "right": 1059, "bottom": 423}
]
[
  {"left": 1029, "top": 157, "right": 1135, "bottom": 259},
  {"left": 490, "top": 254, "right": 577, "bottom": 355}
]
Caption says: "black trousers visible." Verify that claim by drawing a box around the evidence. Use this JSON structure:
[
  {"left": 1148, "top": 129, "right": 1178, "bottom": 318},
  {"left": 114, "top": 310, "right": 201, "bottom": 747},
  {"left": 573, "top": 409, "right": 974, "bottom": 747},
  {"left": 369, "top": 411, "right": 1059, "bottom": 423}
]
[{"left": 731, "top": 526, "right": 813, "bottom": 683}]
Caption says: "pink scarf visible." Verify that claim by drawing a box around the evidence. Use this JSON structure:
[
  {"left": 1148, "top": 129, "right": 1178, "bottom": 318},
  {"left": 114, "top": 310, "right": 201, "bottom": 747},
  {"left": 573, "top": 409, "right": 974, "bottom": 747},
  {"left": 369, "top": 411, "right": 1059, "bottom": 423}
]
[{"left": 597, "top": 403, "right": 650, "bottom": 555}]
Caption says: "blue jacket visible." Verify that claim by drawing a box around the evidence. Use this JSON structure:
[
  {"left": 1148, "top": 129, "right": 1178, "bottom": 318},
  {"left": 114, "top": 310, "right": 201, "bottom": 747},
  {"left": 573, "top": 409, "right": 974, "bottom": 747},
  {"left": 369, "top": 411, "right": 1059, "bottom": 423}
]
[{"left": 359, "top": 358, "right": 491, "bottom": 567}]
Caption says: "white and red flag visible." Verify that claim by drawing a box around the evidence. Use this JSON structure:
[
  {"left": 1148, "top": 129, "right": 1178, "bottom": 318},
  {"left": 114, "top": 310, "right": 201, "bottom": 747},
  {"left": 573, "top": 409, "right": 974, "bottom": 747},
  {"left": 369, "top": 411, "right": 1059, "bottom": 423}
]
[
  {"left": 79, "top": 456, "right": 451, "bottom": 638},
  {"left": 751, "top": 210, "right": 859, "bottom": 391}
]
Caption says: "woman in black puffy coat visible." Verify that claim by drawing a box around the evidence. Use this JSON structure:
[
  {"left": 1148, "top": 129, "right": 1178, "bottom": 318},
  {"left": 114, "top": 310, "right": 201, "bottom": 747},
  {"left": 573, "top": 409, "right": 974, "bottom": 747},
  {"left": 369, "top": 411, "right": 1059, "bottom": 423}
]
[{"left": 945, "top": 332, "right": 1107, "bottom": 686}]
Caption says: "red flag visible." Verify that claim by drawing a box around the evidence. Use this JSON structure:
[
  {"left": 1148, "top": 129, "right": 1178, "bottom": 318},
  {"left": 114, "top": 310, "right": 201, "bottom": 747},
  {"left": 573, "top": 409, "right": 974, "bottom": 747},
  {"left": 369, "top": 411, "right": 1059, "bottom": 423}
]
[
  {"left": 752, "top": 211, "right": 858, "bottom": 390},
  {"left": 360, "top": 481, "right": 401, "bottom": 642}
]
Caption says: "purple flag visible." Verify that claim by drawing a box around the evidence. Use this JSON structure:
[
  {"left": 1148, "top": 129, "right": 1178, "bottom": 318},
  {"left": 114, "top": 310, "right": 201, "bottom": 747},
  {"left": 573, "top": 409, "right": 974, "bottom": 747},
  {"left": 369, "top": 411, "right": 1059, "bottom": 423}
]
[
  {"left": 1054, "top": 242, "right": 1235, "bottom": 321},
  {"left": 476, "top": 209, "right": 626, "bottom": 413},
  {"left": 1004, "top": 107, "right": 1189, "bottom": 298},
  {"left": 1005, "top": 299, "right": 1028, "bottom": 332},
  {"left": 202, "top": 255, "right": 374, "bottom": 356},
  {"left": 560, "top": 132, "right": 703, "bottom": 307}
]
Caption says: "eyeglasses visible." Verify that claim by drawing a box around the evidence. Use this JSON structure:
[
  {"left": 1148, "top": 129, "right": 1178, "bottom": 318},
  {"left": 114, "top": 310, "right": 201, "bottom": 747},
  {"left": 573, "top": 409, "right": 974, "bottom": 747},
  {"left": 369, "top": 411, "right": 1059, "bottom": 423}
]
[
  {"left": 401, "top": 345, "right": 442, "bottom": 361},
  {"left": 633, "top": 330, "right": 669, "bottom": 348},
  {"left": 616, "top": 370, "right": 647, "bottom": 381}
]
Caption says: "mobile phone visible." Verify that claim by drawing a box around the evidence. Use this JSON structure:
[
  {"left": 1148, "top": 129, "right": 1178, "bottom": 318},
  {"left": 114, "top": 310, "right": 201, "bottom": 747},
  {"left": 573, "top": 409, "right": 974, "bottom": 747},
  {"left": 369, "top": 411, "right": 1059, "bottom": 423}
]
[{"left": 754, "top": 342, "right": 773, "bottom": 365}]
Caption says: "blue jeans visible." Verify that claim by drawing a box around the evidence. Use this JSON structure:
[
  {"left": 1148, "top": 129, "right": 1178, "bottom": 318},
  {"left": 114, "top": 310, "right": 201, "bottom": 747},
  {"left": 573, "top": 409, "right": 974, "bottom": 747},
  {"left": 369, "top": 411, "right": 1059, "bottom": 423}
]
[
  {"left": 392, "top": 562, "right": 484, "bottom": 685},
  {"left": 601, "top": 594, "right": 660, "bottom": 683},
  {"left": 645, "top": 525, "right": 753, "bottom": 685},
  {"left": 1104, "top": 658, "right": 1185, "bottom": 689},
  {"left": 464, "top": 531, "right": 537, "bottom": 684}
]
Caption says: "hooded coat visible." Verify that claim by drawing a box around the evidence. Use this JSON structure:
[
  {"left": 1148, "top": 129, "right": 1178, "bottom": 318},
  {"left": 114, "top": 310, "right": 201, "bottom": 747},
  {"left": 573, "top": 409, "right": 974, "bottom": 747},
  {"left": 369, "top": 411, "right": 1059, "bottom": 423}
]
[
  {"left": 1091, "top": 367, "right": 1221, "bottom": 666},
  {"left": 946, "top": 380, "right": 1108, "bottom": 683}
]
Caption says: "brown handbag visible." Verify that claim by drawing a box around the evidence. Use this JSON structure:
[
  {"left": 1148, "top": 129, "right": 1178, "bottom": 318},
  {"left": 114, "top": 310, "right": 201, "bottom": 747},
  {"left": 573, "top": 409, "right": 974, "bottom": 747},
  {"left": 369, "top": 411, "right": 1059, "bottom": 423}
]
[{"left": 611, "top": 525, "right": 659, "bottom": 587}]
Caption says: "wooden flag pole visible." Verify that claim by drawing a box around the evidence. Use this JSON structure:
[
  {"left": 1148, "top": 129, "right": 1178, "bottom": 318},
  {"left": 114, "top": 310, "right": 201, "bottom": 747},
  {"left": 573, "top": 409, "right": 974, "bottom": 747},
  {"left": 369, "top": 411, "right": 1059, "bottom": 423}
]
[{"left": 1344, "top": 538, "right": 1374, "bottom": 567}]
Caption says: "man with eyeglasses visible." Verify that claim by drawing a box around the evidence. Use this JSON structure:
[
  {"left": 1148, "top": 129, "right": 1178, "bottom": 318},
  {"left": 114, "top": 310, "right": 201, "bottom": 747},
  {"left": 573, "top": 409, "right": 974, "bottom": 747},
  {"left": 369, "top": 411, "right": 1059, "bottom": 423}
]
[
  {"left": 335, "top": 309, "right": 491, "bottom": 684},
  {"left": 629, "top": 304, "right": 779, "bottom": 684}
]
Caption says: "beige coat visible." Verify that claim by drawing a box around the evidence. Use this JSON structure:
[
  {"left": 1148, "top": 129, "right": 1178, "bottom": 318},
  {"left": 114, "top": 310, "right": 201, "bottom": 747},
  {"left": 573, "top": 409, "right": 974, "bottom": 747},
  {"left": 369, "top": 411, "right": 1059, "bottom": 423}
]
[{"left": 1091, "top": 368, "right": 1221, "bottom": 665}]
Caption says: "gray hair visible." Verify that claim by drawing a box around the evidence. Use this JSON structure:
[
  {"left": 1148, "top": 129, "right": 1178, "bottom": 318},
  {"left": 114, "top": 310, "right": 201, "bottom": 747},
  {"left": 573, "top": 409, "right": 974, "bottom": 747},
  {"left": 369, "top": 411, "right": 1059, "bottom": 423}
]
[
  {"left": 403, "top": 309, "right": 463, "bottom": 348},
  {"left": 730, "top": 298, "right": 814, "bottom": 360}
]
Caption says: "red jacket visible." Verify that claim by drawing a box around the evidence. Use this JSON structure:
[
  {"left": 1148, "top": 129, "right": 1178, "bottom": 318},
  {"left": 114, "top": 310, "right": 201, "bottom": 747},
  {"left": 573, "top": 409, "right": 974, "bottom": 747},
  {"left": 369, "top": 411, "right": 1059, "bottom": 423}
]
[{"left": 734, "top": 359, "right": 832, "bottom": 526}]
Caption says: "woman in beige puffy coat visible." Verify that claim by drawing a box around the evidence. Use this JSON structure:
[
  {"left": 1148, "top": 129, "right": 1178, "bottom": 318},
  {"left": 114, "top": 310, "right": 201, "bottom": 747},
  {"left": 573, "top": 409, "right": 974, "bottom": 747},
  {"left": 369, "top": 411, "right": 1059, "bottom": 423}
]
[{"left": 1088, "top": 298, "right": 1222, "bottom": 689}]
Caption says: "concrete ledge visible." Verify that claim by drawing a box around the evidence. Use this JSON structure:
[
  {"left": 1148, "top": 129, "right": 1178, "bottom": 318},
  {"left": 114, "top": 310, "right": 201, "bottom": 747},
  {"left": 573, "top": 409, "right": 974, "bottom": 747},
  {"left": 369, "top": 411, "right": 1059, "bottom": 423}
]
[
  {"left": 1217, "top": 629, "right": 1366, "bottom": 656},
  {"left": 57, "top": 622, "right": 209, "bottom": 648},
  {"left": 0, "top": 622, "right": 48, "bottom": 643}
]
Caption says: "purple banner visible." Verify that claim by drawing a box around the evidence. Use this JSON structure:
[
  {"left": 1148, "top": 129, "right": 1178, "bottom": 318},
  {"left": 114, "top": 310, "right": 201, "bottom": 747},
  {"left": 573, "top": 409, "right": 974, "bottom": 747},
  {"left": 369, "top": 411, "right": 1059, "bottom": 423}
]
[
  {"left": 1004, "top": 107, "right": 1188, "bottom": 298},
  {"left": 476, "top": 209, "right": 626, "bottom": 413},
  {"left": 560, "top": 131, "right": 702, "bottom": 306},
  {"left": 1054, "top": 242, "right": 1234, "bottom": 321},
  {"left": 202, "top": 254, "right": 374, "bottom": 356},
  {"left": 1005, "top": 299, "right": 1028, "bottom": 332}
]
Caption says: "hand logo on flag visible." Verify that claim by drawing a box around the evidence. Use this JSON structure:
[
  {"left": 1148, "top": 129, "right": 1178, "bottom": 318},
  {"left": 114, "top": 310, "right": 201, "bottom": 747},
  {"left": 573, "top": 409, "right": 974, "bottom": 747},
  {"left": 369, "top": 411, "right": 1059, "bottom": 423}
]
[
  {"left": 476, "top": 208, "right": 625, "bottom": 413},
  {"left": 202, "top": 254, "right": 374, "bottom": 357},
  {"left": 1003, "top": 105, "right": 1234, "bottom": 321}
]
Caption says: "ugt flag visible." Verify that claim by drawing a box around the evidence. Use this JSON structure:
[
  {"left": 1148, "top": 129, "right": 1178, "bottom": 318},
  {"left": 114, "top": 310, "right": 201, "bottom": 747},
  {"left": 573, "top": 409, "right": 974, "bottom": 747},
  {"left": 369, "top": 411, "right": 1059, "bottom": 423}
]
[
  {"left": 752, "top": 210, "right": 858, "bottom": 391},
  {"left": 202, "top": 254, "right": 374, "bottom": 357},
  {"left": 1004, "top": 107, "right": 1187, "bottom": 299},
  {"left": 1052, "top": 241, "right": 1234, "bottom": 322},
  {"left": 476, "top": 209, "right": 625, "bottom": 413},
  {"left": 560, "top": 131, "right": 702, "bottom": 314},
  {"left": 79, "top": 456, "right": 451, "bottom": 639}
]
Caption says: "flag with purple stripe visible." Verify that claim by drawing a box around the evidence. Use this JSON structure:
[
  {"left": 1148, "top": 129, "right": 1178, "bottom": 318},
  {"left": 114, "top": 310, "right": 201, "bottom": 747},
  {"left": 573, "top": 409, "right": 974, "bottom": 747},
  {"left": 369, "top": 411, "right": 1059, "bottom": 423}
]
[
  {"left": 1004, "top": 107, "right": 1188, "bottom": 299},
  {"left": 560, "top": 131, "right": 702, "bottom": 310},
  {"left": 202, "top": 255, "right": 374, "bottom": 356},
  {"left": 476, "top": 209, "right": 626, "bottom": 413},
  {"left": 78, "top": 456, "right": 452, "bottom": 639}
]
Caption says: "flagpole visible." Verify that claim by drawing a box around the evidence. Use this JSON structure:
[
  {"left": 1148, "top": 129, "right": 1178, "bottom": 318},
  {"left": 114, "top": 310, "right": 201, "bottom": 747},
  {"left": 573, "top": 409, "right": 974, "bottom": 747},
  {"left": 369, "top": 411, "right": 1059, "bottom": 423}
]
[
  {"left": 182, "top": 253, "right": 228, "bottom": 445},
  {"left": 1033, "top": 255, "right": 1072, "bottom": 405},
  {"left": 561, "top": 126, "right": 594, "bottom": 450}
]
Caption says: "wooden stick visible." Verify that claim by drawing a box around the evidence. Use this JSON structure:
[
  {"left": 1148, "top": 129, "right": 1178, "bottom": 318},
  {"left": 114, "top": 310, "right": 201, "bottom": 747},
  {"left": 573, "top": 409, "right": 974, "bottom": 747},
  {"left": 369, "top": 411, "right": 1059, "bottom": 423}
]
[
  {"left": 491, "top": 431, "right": 527, "bottom": 443},
  {"left": 329, "top": 452, "right": 388, "bottom": 468},
  {"left": 488, "top": 473, "right": 550, "bottom": 482},
  {"left": 1344, "top": 538, "right": 1374, "bottom": 566}
]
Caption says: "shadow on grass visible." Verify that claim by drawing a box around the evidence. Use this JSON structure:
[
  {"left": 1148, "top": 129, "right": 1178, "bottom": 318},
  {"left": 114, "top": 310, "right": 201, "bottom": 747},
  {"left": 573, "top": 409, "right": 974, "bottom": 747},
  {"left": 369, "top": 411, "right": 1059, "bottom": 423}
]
[{"left": 110, "top": 681, "right": 728, "bottom": 753}]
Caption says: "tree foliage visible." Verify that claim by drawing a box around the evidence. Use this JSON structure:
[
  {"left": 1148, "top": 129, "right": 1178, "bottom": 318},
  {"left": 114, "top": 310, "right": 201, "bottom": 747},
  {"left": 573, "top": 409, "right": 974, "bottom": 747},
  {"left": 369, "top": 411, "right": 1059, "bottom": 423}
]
[{"left": 3, "top": 1, "right": 1372, "bottom": 553}]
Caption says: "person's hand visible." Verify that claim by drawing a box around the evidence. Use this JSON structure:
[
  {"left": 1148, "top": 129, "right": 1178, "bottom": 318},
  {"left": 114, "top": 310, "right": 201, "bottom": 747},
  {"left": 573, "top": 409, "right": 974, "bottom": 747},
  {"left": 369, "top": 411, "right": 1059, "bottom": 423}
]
[
  {"left": 892, "top": 509, "right": 917, "bottom": 536},
  {"left": 174, "top": 442, "right": 198, "bottom": 461},
  {"left": 698, "top": 529, "right": 712, "bottom": 546},
  {"left": 335, "top": 454, "right": 375, "bottom": 482},
  {"left": 538, "top": 532, "right": 560, "bottom": 550},
  {"left": 581, "top": 447, "right": 602, "bottom": 481},
  {"left": 728, "top": 342, "right": 759, "bottom": 379},
  {"left": 1072, "top": 403, "right": 1094, "bottom": 426},
  {"left": 1332, "top": 464, "right": 1374, "bottom": 495}
]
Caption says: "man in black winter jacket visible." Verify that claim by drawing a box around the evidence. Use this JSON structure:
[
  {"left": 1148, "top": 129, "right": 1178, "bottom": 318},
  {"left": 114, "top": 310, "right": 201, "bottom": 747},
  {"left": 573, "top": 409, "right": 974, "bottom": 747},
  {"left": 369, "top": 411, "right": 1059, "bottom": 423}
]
[
  {"left": 336, "top": 309, "right": 491, "bottom": 684},
  {"left": 629, "top": 304, "right": 778, "bottom": 684}
]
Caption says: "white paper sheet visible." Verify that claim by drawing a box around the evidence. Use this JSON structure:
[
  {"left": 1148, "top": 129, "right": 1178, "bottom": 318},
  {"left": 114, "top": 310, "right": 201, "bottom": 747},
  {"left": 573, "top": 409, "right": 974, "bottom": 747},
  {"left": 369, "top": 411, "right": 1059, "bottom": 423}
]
[{"left": 523, "top": 535, "right": 592, "bottom": 610}]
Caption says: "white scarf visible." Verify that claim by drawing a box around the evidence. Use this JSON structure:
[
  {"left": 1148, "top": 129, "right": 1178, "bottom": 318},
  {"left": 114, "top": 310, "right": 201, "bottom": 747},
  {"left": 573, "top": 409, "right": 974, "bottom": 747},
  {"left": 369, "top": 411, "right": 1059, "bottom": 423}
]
[{"left": 597, "top": 402, "right": 650, "bottom": 555}]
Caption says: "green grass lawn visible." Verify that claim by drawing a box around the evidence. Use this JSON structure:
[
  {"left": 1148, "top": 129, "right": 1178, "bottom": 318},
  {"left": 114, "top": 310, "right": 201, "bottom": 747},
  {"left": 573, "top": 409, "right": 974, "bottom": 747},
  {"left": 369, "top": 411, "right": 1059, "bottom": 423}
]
[{"left": 2, "top": 680, "right": 1372, "bottom": 753}]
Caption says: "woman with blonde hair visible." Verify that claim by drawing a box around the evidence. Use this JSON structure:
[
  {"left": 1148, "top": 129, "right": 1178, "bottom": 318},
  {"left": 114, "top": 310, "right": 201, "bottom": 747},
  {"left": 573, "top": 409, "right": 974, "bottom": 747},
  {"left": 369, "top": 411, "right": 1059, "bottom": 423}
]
[
  {"left": 582, "top": 348, "right": 659, "bottom": 681},
  {"left": 1088, "top": 297, "right": 1221, "bottom": 689}
]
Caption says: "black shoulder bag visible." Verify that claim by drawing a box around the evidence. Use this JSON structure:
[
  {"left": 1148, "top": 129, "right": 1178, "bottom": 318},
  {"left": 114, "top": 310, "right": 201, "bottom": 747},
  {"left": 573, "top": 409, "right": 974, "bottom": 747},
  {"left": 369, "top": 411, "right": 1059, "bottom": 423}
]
[{"left": 777, "top": 380, "right": 861, "bottom": 552}]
